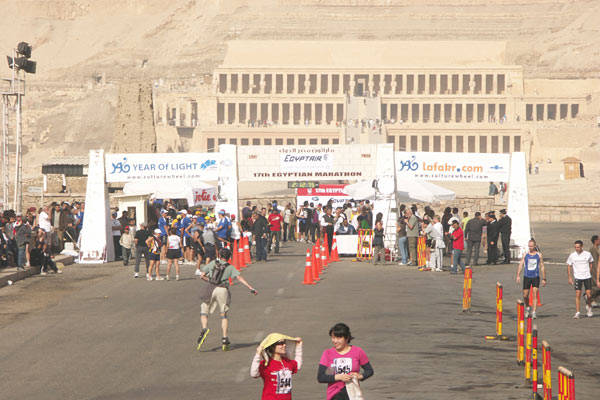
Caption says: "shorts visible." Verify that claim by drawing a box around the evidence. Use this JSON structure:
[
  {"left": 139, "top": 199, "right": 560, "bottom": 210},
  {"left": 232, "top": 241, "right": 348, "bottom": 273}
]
[
  {"left": 204, "top": 244, "right": 216, "bottom": 260},
  {"left": 149, "top": 253, "right": 161, "bottom": 261},
  {"left": 182, "top": 236, "right": 191, "bottom": 248},
  {"left": 523, "top": 276, "right": 540, "bottom": 290},
  {"left": 161, "top": 236, "right": 167, "bottom": 246},
  {"left": 574, "top": 278, "right": 592, "bottom": 291},
  {"left": 166, "top": 249, "right": 181, "bottom": 259},
  {"left": 193, "top": 243, "right": 204, "bottom": 258},
  {"left": 426, "top": 239, "right": 432, "bottom": 248},
  {"left": 201, "top": 287, "right": 229, "bottom": 315}
]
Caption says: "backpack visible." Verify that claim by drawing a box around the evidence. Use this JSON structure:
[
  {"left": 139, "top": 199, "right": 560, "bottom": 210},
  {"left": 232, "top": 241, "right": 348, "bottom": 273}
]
[{"left": 209, "top": 260, "right": 229, "bottom": 286}]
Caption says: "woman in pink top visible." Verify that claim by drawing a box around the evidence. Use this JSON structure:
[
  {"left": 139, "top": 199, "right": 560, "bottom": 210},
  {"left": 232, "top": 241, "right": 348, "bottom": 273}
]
[{"left": 317, "top": 323, "right": 374, "bottom": 400}]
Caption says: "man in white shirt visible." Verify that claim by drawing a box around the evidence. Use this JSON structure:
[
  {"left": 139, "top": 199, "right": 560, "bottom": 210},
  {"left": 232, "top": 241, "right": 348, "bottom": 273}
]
[
  {"left": 425, "top": 216, "right": 445, "bottom": 271},
  {"left": 38, "top": 206, "right": 52, "bottom": 243},
  {"left": 566, "top": 240, "right": 595, "bottom": 319},
  {"left": 111, "top": 212, "right": 122, "bottom": 261}
]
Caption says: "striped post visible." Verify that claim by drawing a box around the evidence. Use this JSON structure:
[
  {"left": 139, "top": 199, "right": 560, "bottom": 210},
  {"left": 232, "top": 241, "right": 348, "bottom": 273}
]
[
  {"left": 532, "top": 326, "right": 538, "bottom": 398},
  {"left": 542, "top": 340, "right": 552, "bottom": 400},
  {"left": 417, "top": 236, "right": 426, "bottom": 267},
  {"left": 462, "top": 266, "right": 472, "bottom": 312},
  {"left": 517, "top": 300, "right": 525, "bottom": 366},
  {"left": 525, "top": 312, "right": 533, "bottom": 384},
  {"left": 485, "top": 282, "right": 508, "bottom": 340},
  {"left": 558, "top": 366, "right": 575, "bottom": 400}
]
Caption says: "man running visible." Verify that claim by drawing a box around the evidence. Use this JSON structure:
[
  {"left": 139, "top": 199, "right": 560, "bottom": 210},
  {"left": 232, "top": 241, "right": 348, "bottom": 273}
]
[
  {"left": 516, "top": 239, "right": 546, "bottom": 319},
  {"left": 197, "top": 248, "right": 258, "bottom": 351},
  {"left": 566, "top": 240, "right": 595, "bottom": 319}
]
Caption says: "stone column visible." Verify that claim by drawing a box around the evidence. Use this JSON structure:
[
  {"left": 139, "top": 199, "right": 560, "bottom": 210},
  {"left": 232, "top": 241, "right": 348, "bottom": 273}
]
[
  {"left": 175, "top": 103, "right": 181, "bottom": 126},
  {"left": 368, "top": 74, "right": 374, "bottom": 95},
  {"left": 304, "top": 78, "right": 311, "bottom": 95},
  {"left": 378, "top": 77, "right": 385, "bottom": 96},
  {"left": 186, "top": 102, "right": 193, "bottom": 126},
  {"left": 424, "top": 74, "right": 430, "bottom": 95},
  {"left": 234, "top": 103, "right": 240, "bottom": 124},
  {"left": 162, "top": 101, "right": 168, "bottom": 125},
  {"left": 283, "top": 74, "right": 288, "bottom": 94},
  {"left": 294, "top": 74, "right": 300, "bottom": 94},
  {"left": 237, "top": 73, "right": 242, "bottom": 94},
  {"left": 334, "top": 103, "right": 338, "bottom": 122},
  {"left": 226, "top": 74, "right": 231, "bottom": 94},
  {"left": 309, "top": 103, "right": 315, "bottom": 124},
  {"left": 300, "top": 102, "right": 305, "bottom": 124},
  {"left": 450, "top": 103, "right": 455, "bottom": 123},
  {"left": 259, "top": 74, "right": 265, "bottom": 94},
  {"left": 402, "top": 75, "right": 407, "bottom": 95},
  {"left": 223, "top": 102, "right": 229, "bottom": 124},
  {"left": 328, "top": 74, "right": 333, "bottom": 94},
  {"left": 418, "top": 103, "right": 423, "bottom": 123}
]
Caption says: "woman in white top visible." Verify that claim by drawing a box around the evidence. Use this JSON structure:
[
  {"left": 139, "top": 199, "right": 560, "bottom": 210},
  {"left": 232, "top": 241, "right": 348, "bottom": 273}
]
[
  {"left": 165, "top": 227, "right": 182, "bottom": 280},
  {"left": 230, "top": 214, "right": 242, "bottom": 241}
]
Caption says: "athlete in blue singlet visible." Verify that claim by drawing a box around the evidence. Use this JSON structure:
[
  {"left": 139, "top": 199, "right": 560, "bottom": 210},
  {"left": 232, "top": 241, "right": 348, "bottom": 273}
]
[{"left": 516, "top": 239, "right": 546, "bottom": 319}]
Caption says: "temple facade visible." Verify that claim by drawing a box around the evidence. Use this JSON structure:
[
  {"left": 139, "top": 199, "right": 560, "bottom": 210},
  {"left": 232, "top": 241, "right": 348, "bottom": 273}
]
[{"left": 152, "top": 41, "right": 596, "bottom": 158}]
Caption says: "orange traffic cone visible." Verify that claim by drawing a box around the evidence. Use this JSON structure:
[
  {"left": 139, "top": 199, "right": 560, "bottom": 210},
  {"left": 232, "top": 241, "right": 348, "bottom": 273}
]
[
  {"left": 237, "top": 239, "right": 246, "bottom": 269},
  {"left": 311, "top": 250, "right": 321, "bottom": 282},
  {"left": 529, "top": 285, "right": 542, "bottom": 307},
  {"left": 243, "top": 236, "right": 252, "bottom": 265},
  {"left": 314, "top": 245, "right": 322, "bottom": 275},
  {"left": 321, "top": 245, "right": 328, "bottom": 268},
  {"left": 232, "top": 240, "right": 240, "bottom": 271},
  {"left": 331, "top": 233, "right": 340, "bottom": 262},
  {"left": 302, "top": 249, "right": 315, "bottom": 285}
]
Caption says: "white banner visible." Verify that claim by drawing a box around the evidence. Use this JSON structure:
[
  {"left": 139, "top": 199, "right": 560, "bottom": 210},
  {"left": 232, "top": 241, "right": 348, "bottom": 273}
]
[
  {"left": 238, "top": 145, "right": 378, "bottom": 181},
  {"left": 395, "top": 151, "right": 510, "bottom": 182},
  {"left": 79, "top": 150, "right": 113, "bottom": 263},
  {"left": 507, "top": 152, "right": 531, "bottom": 257},
  {"left": 214, "top": 144, "right": 239, "bottom": 216},
  {"left": 193, "top": 187, "right": 217, "bottom": 206},
  {"left": 280, "top": 152, "right": 334, "bottom": 172},
  {"left": 105, "top": 153, "right": 228, "bottom": 182}
]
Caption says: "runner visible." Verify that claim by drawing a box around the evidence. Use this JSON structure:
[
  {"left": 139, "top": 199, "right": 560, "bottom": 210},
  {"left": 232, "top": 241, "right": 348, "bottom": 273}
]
[
  {"left": 165, "top": 227, "right": 182, "bottom": 281},
  {"left": 180, "top": 210, "right": 194, "bottom": 264},
  {"left": 317, "top": 323, "right": 374, "bottom": 400},
  {"left": 566, "top": 240, "right": 595, "bottom": 319},
  {"left": 158, "top": 209, "right": 169, "bottom": 262},
  {"left": 145, "top": 229, "right": 164, "bottom": 281},
  {"left": 516, "top": 239, "right": 546, "bottom": 319},
  {"left": 192, "top": 221, "right": 207, "bottom": 276},
  {"left": 197, "top": 248, "right": 258, "bottom": 351},
  {"left": 250, "top": 333, "right": 303, "bottom": 399}
]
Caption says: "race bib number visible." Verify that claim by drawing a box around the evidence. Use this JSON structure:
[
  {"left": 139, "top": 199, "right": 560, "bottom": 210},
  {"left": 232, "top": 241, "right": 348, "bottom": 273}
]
[
  {"left": 332, "top": 357, "right": 352, "bottom": 374},
  {"left": 527, "top": 258, "right": 538, "bottom": 271},
  {"left": 275, "top": 369, "right": 292, "bottom": 394}
]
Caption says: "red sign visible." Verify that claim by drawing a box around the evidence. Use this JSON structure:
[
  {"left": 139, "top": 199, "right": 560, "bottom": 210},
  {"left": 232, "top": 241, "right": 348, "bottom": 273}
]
[{"left": 297, "top": 184, "right": 347, "bottom": 196}]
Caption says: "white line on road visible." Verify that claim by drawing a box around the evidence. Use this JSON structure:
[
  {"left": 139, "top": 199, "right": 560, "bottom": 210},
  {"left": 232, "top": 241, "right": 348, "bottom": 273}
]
[
  {"left": 276, "top": 287, "right": 285, "bottom": 296},
  {"left": 264, "top": 306, "right": 273, "bottom": 315},
  {"left": 235, "top": 366, "right": 248, "bottom": 383},
  {"left": 287, "top": 272, "right": 294, "bottom": 281}
]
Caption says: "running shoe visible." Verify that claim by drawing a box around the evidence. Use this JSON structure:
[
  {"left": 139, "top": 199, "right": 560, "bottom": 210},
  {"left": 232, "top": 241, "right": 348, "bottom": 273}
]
[
  {"left": 532, "top": 311, "right": 537, "bottom": 319},
  {"left": 56, "top": 270, "right": 63, "bottom": 274},
  {"left": 591, "top": 301, "right": 599, "bottom": 308},
  {"left": 147, "top": 275, "right": 153, "bottom": 281},
  {"left": 40, "top": 271, "right": 48, "bottom": 276},
  {"left": 197, "top": 328, "right": 210, "bottom": 350},
  {"left": 525, "top": 307, "right": 530, "bottom": 319},
  {"left": 155, "top": 276, "right": 165, "bottom": 281},
  {"left": 222, "top": 336, "right": 231, "bottom": 351},
  {"left": 586, "top": 306, "right": 593, "bottom": 318},
  {"left": 134, "top": 272, "right": 139, "bottom": 278},
  {"left": 166, "top": 275, "right": 170, "bottom": 281},
  {"left": 176, "top": 275, "right": 180, "bottom": 281},
  {"left": 160, "top": 260, "right": 167, "bottom": 264},
  {"left": 195, "top": 269, "right": 201, "bottom": 276},
  {"left": 573, "top": 311, "right": 580, "bottom": 319},
  {"left": 398, "top": 262, "right": 406, "bottom": 266}
]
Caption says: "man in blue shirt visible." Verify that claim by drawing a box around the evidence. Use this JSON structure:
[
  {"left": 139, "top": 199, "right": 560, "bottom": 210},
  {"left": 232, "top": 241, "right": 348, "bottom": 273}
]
[
  {"left": 214, "top": 210, "right": 231, "bottom": 249},
  {"left": 180, "top": 210, "right": 193, "bottom": 263}
]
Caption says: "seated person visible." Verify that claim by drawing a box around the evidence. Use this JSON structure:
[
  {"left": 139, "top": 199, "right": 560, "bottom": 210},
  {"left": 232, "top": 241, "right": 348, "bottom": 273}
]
[{"left": 336, "top": 219, "right": 357, "bottom": 235}]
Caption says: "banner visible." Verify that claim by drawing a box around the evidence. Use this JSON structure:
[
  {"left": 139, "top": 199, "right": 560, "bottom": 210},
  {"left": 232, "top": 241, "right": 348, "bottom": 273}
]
[
  {"left": 280, "top": 152, "right": 333, "bottom": 172},
  {"left": 395, "top": 151, "right": 510, "bottom": 182},
  {"left": 238, "top": 145, "right": 378, "bottom": 181},
  {"left": 507, "top": 152, "right": 531, "bottom": 257},
  {"left": 105, "top": 152, "right": 229, "bottom": 182},
  {"left": 297, "top": 184, "right": 350, "bottom": 208},
  {"left": 79, "top": 150, "right": 113, "bottom": 263},
  {"left": 193, "top": 187, "right": 217, "bottom": 206}
]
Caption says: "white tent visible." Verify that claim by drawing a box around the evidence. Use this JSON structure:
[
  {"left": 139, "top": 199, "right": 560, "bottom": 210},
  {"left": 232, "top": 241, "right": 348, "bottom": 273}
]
[
  {"left": 344, "top": 179, "right": 455, "bottom": 203},
  {"left": 122, "top": 180, "right": 213, "bottom": 205}
]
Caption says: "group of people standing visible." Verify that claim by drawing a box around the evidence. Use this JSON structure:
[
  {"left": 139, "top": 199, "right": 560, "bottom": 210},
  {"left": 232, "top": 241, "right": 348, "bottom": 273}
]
[{"left": 395, "top": 205, "right": 512, "bottom": 272}]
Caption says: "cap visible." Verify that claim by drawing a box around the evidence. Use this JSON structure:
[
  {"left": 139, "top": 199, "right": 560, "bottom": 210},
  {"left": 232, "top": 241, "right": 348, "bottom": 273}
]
[
  {"left": 499, "top": 209, "right": 507, "bottom": 214},
  {"left": 181, "top": 210, "right": 188, "bottom": 215},
  {"left": 112, "top": 212, "right": 117, "bottom": 216},
  {"left": 124, "top": 226, "right": 130, "bottom": 230},
  {"left": 218, "top": 210, "right": 225, "bottom": 215},
  {"left": 154, "top": 229, "right": 161, "bottom": 234},
  {"left": 192, "top": 215, "right": 198, "bottom": 219},
  {"left": 230, "top": 214, "right": 235, "bottom": 220},
  {"left": 28, "top": 206, "right": 36, "bottom": 212},
  {"left": 16, "top": 212, "right": 22, "bottom": 217},
  {"left": 160, "top": 209, "right": 167, "bottom": 214}
]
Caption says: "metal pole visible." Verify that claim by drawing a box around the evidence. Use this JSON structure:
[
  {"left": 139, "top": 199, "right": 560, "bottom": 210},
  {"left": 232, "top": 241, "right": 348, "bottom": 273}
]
[
  {"left": 13, "top": 89, "right": 21, "bottom": 212},
  {"left": 1, "top": 95, "right": 9, "bottom": 209}
]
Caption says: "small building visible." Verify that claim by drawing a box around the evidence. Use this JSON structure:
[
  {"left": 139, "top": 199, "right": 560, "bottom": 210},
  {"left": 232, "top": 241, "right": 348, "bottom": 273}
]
[{"left": 561, "top": 157, "right": 582, "bottom": 179}]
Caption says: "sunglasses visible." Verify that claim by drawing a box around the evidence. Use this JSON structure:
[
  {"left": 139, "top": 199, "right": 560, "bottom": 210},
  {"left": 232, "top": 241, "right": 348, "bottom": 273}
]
[{"left": 275, "top": 340, "right": 287, "bottom": 346}]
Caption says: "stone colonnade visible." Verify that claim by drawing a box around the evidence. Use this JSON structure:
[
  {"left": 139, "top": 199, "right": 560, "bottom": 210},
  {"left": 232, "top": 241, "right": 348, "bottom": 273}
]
[
  {"left": 217, "top": 101, "right": 345, "bottom": 125},
  {"left": 215, "top": 71, "right": 508, "bottom": 96},
  {"left": 388, "top": 132, "right": 521, "bottom": 153}
]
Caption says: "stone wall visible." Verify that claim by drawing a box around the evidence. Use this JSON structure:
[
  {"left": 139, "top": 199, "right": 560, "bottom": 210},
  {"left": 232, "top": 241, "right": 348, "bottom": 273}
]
[{"left": 530, "top": 202, "right": 600, "bottom": 222}]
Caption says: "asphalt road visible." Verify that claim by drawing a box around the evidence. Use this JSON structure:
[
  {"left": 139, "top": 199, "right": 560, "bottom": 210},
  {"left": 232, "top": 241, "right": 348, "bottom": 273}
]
[{"left": 0, "top": 222, "right": 598, "bottom": 399}]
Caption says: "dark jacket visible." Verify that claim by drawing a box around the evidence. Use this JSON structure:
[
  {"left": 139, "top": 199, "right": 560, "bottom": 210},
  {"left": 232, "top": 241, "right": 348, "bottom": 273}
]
[
  {"left": 464, "top": 217, "right": 486, "bottom": 241},
  {"left": 252, "top": 216, "right": 270, "bottom": 237},
  {"left": 15, "top": 223, "right": 32, "bottom": 247},
  {"left": 497, "top": 215, "right": 512, "bottom": 235},
  {"left": 486, "top": 220, "right": 499, "bottom": 242}
]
